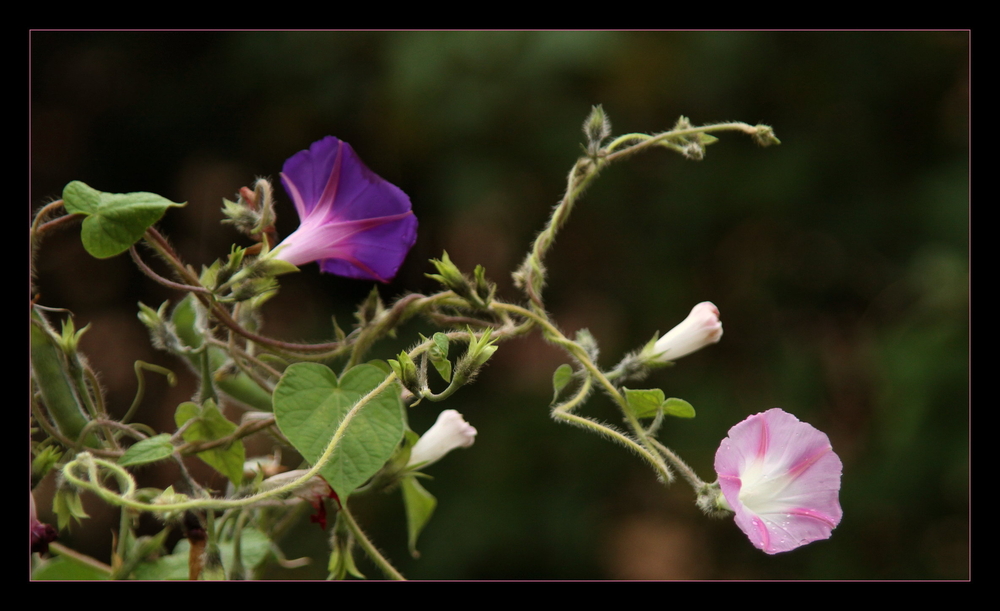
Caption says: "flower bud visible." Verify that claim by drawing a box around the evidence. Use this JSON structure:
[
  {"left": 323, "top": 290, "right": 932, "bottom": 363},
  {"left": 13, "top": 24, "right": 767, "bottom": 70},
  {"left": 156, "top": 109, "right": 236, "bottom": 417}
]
[
  {"left": 407, "top": 410, "right": 477, "bottom": 469},
  {"left": 57, "top": 317, "right": 90, "bottom": 358},
  {"left": 221, "top": 195, "right": 261, "bottom": 235},
  {"left": 645, "top": 302, "right": 723, "bottom": 363},
  {"left": 252, "top": 177, "right": 276, "bottom": 234},
  {"left": 426, "top": 251, "right": 475, "bottom": 302},
  {"left": 453, "top": 328, "right": 498, "bottom": 383},
  {"left": 473, "top": 264, "right": 496, "bottom": 307},
  {"left": 584, "top": 104, "right": 612, "bottom": 156},
  {"left": 30, "top": 493, "right": 57, "bottom": 555},
  {"left": 752, "top": 124, "right": 781, "bottom": 147},
  {"left": 388, "top": 351, "right": 422, "bottom": 395}
]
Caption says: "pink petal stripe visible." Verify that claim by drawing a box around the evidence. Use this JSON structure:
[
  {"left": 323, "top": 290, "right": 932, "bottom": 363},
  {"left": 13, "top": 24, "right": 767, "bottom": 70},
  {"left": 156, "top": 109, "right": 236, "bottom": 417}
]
[{"left": 715, "top": 408, "right": 843, "bottom": 554}]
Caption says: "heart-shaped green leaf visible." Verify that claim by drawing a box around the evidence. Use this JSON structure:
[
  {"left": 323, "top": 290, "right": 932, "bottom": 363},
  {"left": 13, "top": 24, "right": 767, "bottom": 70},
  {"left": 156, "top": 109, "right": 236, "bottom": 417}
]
[
  {"left": 273, "top": 363, "right": 404, "bottom": 499},
  {"left": 62, "top": 181, "right": 185, "bottom": 259}
]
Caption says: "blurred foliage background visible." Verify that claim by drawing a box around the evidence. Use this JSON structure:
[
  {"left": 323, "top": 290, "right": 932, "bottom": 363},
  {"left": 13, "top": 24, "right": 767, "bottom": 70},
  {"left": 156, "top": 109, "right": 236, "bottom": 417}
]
[{"left": 30, "top": 31, "right": 968, "bottom": 580}]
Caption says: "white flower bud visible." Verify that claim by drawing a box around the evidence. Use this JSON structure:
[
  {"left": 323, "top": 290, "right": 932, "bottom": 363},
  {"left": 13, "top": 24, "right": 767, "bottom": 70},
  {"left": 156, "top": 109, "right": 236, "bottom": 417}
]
[
  {"left": 648, "top": 302, "right": 723, "bottom": 362},
  {"left": 408, "top": 410, "right": 477, "bottom": 468}
]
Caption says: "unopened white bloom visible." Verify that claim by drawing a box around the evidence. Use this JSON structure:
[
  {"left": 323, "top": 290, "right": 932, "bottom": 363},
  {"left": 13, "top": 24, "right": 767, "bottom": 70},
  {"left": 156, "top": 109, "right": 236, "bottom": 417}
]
[
  {"left": 408, "top": 409, "right": 477, "bottom": 468},
  {"left": 648, "top": 302, "right": 723, "bottom": 362}
]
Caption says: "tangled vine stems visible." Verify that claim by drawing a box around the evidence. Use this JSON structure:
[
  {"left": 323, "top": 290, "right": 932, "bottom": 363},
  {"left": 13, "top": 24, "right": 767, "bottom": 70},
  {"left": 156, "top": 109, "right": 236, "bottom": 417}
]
[
  {"left": 61, "top": 372, "right": 398, "bottom": 514},
  {"left": 60, "top": 372, "right": 407, "bottom": 579},
  {"left": 493, "top": 302, "right": 696, "bottom": 487},
  {"left": 515, "top": 119, "right": 778, "bottom": 312},
  {"left": 509, "top": 117, "right": 778, "bottom": 491},
  {"left": 39, "top": 113, "right": 771, "bottom": 579}
]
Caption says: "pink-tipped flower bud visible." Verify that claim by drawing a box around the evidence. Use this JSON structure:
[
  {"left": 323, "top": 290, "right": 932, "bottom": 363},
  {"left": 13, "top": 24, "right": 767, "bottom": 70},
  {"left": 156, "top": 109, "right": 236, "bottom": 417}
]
[
  {"left": 648, "top": 302, "right": 723, "bottom": 362},
  {"left": 408, "top": 410, "right": 477, "bottom": 469}
]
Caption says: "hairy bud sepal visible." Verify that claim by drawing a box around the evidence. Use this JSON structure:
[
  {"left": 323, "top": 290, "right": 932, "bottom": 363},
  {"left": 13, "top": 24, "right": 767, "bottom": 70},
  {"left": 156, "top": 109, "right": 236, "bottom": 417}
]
[
  {"left": 427, "top": 251, "right": 492, "bottom": 308},
  {"left": 388, "top": 351, "right": 422, "bottom": 396},
  {"left": 584, "top": 104, "right": 612, "bottom": 158}
]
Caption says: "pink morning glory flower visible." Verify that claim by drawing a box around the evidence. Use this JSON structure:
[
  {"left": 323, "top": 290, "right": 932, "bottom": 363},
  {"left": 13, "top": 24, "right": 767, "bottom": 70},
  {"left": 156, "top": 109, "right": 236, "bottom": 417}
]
[
  {"left": 715, "top": 408, "right": 843, "bottom": 554},
  {"left": 273, "top": 136, "right": 418, "bottom": 283}
]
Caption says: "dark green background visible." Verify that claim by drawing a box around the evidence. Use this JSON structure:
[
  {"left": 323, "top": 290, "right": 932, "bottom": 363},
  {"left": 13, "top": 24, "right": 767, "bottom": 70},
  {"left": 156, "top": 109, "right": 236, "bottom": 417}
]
[{"left": 31, "top": 31, "right": 969, "bottom": 580}]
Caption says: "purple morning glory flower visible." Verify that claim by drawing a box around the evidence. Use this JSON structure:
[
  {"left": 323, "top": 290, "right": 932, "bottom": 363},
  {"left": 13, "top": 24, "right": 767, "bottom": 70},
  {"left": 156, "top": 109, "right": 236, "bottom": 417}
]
[
  {"left": 273, "top": 136, "right": 418, "bottom": 283},
  {"left": 715, "top": 408, "right": 843, "bottom": 554}
]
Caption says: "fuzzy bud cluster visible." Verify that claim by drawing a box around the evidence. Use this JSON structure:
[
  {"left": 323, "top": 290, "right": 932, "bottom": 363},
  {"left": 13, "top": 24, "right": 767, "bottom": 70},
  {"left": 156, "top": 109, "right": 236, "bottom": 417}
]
[
  {"left": 426, "top": 251, "right": 494, "bottom": 309},
  {"left": 584, "top": 104, "right": 612, "bottom": 157},
  {"left": 222, "top": 178, "right": 276, "bottom": 238}
]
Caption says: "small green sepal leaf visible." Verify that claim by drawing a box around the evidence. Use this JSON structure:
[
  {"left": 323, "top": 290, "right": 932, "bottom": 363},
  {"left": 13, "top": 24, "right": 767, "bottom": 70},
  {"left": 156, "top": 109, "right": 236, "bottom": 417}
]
[
  {"left": 119, "top": 434, "right": 175, "bottom": 467},
  {"left": 53, "top": 486, "right": 89, "bottom": 531},
  {"left": 62, "top": 181, "right": 185, "bottom": 259},
  {"left": 551, "top": 364, "right": 573, "bottom": 404},
  {"left": 429, "top": 332, "right": 452, "bottom": 383},
  {"left": 663, "top": 397, "right": 696, "bottom": 419},
  {"left": 401, "top": 475, "right": 437, "bottom": 558}
]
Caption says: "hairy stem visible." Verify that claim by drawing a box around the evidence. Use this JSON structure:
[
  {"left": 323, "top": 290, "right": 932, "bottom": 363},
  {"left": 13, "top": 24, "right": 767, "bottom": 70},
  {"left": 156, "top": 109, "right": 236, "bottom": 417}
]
[{"left": 339, "top": 503, "right": 405, "bottom": 581}]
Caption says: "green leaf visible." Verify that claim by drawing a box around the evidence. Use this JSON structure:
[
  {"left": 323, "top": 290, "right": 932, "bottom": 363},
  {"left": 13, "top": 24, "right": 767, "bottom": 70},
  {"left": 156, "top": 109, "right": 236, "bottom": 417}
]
[
  {"left": 62, "top": 181, "right": 185, "bottom": 259},
  {"left": 119, "top": 434, "right": 175, "bottom": 467},
  {"left": 272, "top": 363, "right": 405, "bottom": 499},
  {"left": 401, "top": 476, "right": 437, "bottom": 558},
  {"left": 663, "top": 397, "right": 696, "bottom": 419},
  {"left": 430, "top": 356, "right": 452, "bottom": 384},
  {"left": 432, "top": 332, "right": 450, "bottom": 356},
  {"left": 132, "top": 527, "right": 271, "bottom": 580},
  {"left": 174, "top": 399, "right": 245, "bottom": 486},
  {"left": 366, "top": 359, "right": 392, "bottom": 376},
  {"left": 551, "top": 364, "right": 574, "bottom": 404},
  {"left": 429, "top": 332, "right": 452, "bottom": 383},
  {"left": 623, "top": 387, "right": 666, "bottom": 419},
  {"left": 32, "top": 555, "right": 111, "bottom": 580}
]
